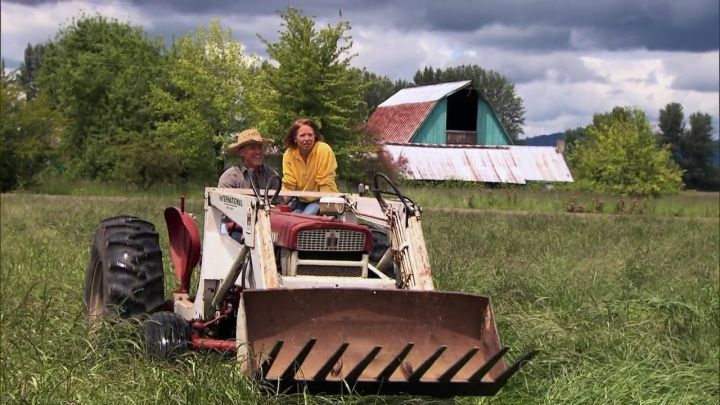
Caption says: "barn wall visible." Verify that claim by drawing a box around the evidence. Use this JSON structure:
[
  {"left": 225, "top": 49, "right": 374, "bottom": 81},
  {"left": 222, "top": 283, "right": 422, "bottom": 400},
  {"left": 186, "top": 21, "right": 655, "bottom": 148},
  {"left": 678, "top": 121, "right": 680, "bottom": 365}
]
[
  {"left": 476, "top": 99, "right": 512, "bottom": 145},
  {"left": 410, "top": 100, "right": 447, "bottom": 144}
]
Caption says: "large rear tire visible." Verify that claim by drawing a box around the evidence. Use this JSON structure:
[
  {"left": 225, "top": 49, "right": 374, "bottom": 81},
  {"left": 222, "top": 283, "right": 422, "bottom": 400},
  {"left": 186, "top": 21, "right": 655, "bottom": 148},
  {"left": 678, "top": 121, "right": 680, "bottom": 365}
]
[{"left": 84, "top": 215, "right": 165, "bottom": 321}]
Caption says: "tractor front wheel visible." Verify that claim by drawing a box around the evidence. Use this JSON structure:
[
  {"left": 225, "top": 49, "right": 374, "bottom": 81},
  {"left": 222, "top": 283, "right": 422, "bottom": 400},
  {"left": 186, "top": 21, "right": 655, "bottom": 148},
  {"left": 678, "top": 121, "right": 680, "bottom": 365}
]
[
  {"left": 84, "top": 216, "right": 165, "bottom": 321},
  {"left": 143, "top": 311, "right": 189, "bottom": 359}
]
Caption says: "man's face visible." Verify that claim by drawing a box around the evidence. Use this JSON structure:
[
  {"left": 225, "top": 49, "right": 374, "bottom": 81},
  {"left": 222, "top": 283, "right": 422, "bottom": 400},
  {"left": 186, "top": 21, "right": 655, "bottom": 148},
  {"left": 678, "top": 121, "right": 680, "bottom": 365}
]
[{"left": 239, "top": 143, "right": 264, "bottom": 170}]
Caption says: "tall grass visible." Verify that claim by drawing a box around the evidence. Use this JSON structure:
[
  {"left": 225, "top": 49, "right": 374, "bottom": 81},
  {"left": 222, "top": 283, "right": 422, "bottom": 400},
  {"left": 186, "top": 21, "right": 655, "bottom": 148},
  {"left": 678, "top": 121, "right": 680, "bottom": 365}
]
[
  {"left": 24, "top": 175, "right": 209, "bottom": 200},
  {"left": 1, "top": 193, "right": 718, "bottom": 404},
  {"left": 406, "top": 184, "right": 719, "bottom": 218},
  {"left": 26, "top": 177, "right": 719, "bottom": 218},
  {"left": 425, "top": 211, "right": 719, "bottom": 404}
]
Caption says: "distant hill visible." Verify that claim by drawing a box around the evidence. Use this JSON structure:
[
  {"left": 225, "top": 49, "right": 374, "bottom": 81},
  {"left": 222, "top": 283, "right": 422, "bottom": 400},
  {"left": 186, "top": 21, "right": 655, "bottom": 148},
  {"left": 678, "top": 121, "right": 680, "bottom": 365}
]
[{"left": 521, "top": 132, "right": 564, "bottom": 146}]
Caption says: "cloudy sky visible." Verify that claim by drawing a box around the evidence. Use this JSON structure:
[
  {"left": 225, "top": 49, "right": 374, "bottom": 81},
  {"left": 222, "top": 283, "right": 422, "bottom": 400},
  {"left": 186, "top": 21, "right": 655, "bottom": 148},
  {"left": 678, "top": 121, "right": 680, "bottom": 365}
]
[{"left": 2, "top": 0, "right": 718, "bottom": 137}]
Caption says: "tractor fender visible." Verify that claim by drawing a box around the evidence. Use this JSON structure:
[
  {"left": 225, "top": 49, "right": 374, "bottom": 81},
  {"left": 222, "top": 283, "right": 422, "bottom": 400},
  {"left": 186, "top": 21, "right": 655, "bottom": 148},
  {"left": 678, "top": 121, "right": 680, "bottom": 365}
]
[{"left": 164, "top": 207, "right": 201, "bottom": 293}]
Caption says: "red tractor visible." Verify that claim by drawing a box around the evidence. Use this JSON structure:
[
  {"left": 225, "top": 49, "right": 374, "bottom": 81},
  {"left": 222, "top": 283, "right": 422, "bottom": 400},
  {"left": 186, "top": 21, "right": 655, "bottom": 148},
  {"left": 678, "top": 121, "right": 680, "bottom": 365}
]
[{"left": 85, "top": 174, "right": 535, "bottom": 396}]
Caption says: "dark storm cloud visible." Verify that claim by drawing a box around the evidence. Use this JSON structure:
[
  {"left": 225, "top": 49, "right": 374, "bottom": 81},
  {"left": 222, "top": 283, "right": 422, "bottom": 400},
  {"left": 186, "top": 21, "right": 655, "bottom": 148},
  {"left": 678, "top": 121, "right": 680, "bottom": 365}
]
[
  {"left": 8, "top": 0, "right": 718, "bottom": 52},
  {"left": 128, "top": 0, "right": 387, "bottom": 19},
  {"left": 665, "top": 54, "right": 720, "bottom": 92},
  {"left": 403, "top": 0, "right": 719, "bottom": 52},
  {"left": 673, "top": 75, "right": 720, "bottom": 93},
  {"left": 136, "top": 0, "right": 719, "bottom": 52}
]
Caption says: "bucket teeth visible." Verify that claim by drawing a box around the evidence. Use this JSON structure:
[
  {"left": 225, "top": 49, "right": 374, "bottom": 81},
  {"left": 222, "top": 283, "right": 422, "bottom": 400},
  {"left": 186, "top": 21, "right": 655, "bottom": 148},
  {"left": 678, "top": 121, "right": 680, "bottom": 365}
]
[
  {"left": 258, "top": 341, "right": 536, "bottom": 396},
  {"left": 313, "top": 343, "right": 349, "bottom": 380},
  {"left": 496, "top": 350, "right": 539, "bottom": 386},
  {"left": 376, "top": 342, "right": 414, "bottom": 382},
  {"left": 408, "top": 345, "right": 447, "bottom": 382},
  {"left": 279, "top": 338, "right": 316, "bottom": 381},
  {"left": 468, "top": 347, "right": 508, "bottom": 382},
  {"left": 345, "top": 346, "right": 382, "bottom": 383},
  {"left": 260, "top": 340, "right": 284, "bottom": 379},
  {"left": 438, "top": 347, "right": 479, "bottom": 382}
]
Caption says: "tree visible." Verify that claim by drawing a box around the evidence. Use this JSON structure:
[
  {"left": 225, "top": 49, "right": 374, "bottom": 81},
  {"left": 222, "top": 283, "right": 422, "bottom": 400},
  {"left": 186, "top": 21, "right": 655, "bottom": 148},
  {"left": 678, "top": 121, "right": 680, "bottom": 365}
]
[
  {"left": 657, "top": 102, "right": 718, "bottom": 190},
  {"left": 680, "top": 112, "right": 717, "bottom": 189},
  {"left": 568, "top": 106, "right": 682, "bottom": 195},
  {"left": 1, "top": 61, "right": 64, "bottom": 191},
  {"left": 657, "top": 102, "right": 685, "bottom": 159},
  {"left": 148, "top": 19, "right": 254, "bottom": 182},
  {"left": 18, "top": 43, "right": 47, "bottom": 100},
  {"left": 38, "top": 14, "right": 165, "bottom": 181},
  {"left": 361, "top": 71, "right": 411, "bottom": 113},
  {"left": 563, "top": 126, "right": 588, "bottom": 157},
  {"left": 254, "top": 7, "right": 369, "bottom": 180},
  {"left": 412, "top": 64, "right": 525, "bottom": 140}
]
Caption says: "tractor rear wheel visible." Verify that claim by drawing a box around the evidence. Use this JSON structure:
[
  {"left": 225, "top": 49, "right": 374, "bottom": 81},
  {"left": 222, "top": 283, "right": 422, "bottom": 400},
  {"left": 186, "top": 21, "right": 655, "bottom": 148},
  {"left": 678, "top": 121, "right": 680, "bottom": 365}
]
[
  {"left": 143, "top": 311, "right": 189, "bottom": 359},
  {"left": 84, "top": 215, "right": 165, "bottom": 321}
]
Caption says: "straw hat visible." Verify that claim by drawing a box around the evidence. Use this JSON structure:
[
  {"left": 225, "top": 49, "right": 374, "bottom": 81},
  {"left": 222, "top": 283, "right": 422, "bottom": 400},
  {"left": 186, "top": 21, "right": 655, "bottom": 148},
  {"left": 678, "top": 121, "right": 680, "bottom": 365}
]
[{"left": 225, "top": 129, "right": 272, "bottom": 156}]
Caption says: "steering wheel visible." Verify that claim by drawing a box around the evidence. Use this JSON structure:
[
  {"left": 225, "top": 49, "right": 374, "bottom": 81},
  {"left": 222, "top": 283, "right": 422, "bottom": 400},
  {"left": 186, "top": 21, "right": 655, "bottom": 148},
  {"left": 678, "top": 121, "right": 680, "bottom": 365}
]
[
  {"left": 264, "top": 174, "right": 282, "bottom": 207},
  {"left": 244, "top": 170, "right": 263, "bottom": 203},
  {"left": 243, "top": 171, "right": 281, "bottom": 208},
  {"left": 372, "top": 172, "right": 418, "bottom": 215}
]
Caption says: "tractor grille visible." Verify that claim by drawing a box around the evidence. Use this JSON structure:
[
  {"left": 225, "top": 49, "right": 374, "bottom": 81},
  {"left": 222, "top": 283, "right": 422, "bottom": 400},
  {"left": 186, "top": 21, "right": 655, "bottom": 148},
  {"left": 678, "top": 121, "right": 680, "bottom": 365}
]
[
  {"left": 296, "top": 265, "right": 363, "bottom": 277},
  {"left": 297, "top": 230, "right": 366, "bottom": 251}
]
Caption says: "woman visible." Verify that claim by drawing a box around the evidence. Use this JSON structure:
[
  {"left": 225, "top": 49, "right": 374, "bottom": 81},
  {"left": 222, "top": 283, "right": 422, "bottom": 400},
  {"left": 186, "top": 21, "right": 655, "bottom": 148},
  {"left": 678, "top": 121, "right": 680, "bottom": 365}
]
[{"left": 282, "top": 118, "right": 338, "bottom": 215}]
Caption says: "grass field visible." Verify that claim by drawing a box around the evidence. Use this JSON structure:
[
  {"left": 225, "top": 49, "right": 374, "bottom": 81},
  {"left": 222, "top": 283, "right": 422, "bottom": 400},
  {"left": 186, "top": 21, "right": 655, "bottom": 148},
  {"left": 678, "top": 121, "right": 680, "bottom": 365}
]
[
  {"left": 404, "top": 184, "right": 719, "bottom": 218},
  {"left": 24, "top": 176, "right": 720, "bottom": 218},
  {"left": 1, "top": 192, "right": 718, "bottom": 404}
]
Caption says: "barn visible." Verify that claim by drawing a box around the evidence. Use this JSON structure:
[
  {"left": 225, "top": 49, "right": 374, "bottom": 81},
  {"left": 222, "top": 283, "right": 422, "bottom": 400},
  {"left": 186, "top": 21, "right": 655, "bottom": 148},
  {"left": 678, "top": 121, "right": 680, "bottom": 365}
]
[{"left": 366, "top": 80, "right": 573, "bottom": 184}]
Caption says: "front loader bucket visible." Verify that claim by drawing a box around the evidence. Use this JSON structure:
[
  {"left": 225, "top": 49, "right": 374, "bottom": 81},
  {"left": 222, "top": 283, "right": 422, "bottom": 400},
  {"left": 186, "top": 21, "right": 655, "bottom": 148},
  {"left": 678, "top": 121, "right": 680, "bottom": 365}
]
[{"left": 240, "top": 288, "right": 536, "bottom": 397}]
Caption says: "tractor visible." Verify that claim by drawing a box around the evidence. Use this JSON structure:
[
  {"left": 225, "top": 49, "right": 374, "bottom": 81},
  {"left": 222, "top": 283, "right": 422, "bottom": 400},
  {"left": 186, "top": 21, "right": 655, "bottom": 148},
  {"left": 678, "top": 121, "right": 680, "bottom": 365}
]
[{"left": 84, "top": 173, "right": 536, "bottom": 397}]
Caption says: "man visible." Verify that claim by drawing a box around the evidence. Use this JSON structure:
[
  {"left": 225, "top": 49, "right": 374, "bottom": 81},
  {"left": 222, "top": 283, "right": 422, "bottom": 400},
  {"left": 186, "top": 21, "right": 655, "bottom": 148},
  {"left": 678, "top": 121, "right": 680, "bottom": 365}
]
[
  {"left": 219, "top": 128, "right": 279, "bottom": 190},
  {"left": 218, "top": 129, "right": 279, "bottom": 242}
]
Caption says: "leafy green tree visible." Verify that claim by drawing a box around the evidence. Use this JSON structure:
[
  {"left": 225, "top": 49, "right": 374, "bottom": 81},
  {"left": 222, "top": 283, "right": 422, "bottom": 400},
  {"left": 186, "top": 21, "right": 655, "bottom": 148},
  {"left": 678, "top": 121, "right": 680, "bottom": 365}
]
[
  {"left": 1, "top": 63, "right": 64, "bottom": 191},
  {"left": 254, "top": 7, "right": 368, "bottom": 180},
  {"left": 148, "top": 19, "right": 254, "bottom": 181},
  {"left": 657, "top": 102, "right": 685, "bottom": 158},
  {"left": 412, "top": 64, "right": 525, "bottom": 140},
  {"left": 680, "top": 112, "right": 717, "bottom": 189},
  {"left": 569, "top": 106, "right": 682, "bottom": 195},
  {"left": 413, "top": 66, "right": 437, "bottom": 86},
  {"left": 18, "top": 43, "right": 47, "bottom": 100},
  {"left": 563, "top": 126, "right": 588, "bottom": 157},
  {"left": 38, "top": 14, "right": 165, "bottom": 181},
  {"left": 657, "top": 103, "right": 717, "bottom": 190}
]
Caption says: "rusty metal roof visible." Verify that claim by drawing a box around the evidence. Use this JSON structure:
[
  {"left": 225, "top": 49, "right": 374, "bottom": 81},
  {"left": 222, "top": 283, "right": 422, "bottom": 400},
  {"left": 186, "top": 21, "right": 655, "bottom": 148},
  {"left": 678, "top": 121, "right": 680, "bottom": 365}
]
[
  {"left": 379, "top": 81, "right": 471, "bottom": 107},
  {"left": 366, "top": 101, "right": 436, "bottom": 143},
  {"left": 384, "top": 143, "right": 574, "bottom": 184},
  {"left": 367, "top": 81, "right": 476, "bottom": 144}
]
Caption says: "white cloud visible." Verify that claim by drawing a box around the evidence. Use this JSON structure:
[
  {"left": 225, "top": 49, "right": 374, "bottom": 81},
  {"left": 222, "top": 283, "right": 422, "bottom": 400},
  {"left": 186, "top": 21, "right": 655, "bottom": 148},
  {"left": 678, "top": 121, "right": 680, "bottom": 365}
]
[
  {"left": 1, "top": 1, "right": 152, "bottom": 64},
  {"left": 518, "top": 50, "right": 719, "bottom": 136},
  {"left": 351, "top": 28, "right": 436, "bottom": 80}
]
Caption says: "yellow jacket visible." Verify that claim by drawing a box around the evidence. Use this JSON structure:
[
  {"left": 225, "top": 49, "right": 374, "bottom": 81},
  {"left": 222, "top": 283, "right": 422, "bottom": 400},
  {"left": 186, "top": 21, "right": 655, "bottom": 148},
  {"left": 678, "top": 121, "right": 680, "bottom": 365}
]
[{"left": 282, "top": 141, "right": 338, "bottom": 201}]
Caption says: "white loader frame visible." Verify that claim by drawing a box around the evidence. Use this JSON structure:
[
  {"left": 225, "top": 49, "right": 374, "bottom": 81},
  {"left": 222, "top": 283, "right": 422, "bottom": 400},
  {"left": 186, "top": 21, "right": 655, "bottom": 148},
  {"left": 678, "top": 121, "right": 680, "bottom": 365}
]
[{"left": 173, "top": 188, "right": 435, "bottom": 322}]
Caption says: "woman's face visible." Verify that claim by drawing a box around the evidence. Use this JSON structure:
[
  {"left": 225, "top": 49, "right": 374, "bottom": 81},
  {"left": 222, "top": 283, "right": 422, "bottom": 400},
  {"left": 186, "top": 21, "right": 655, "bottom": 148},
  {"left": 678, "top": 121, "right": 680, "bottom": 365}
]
[{"left": 295, "top": 124, "right": 316, "bottom": 156}]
